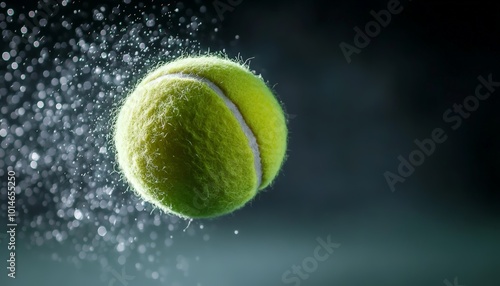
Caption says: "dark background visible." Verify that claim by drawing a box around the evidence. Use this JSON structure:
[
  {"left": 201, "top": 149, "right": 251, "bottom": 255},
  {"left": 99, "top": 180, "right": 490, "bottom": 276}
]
[{"left": 0, "top": 0, "right": 499, "bottom": 285}]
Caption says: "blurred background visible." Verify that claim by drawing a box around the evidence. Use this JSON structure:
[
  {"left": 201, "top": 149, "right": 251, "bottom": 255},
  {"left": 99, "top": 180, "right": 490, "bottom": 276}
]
[{"left": 0, "top": 0, "right": 499, "bottom": 285}]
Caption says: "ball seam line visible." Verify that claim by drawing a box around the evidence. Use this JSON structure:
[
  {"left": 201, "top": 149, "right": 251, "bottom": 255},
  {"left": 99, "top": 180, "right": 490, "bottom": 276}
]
[{"left": 147, "top": 73, "right": 263, "bottom": 189}]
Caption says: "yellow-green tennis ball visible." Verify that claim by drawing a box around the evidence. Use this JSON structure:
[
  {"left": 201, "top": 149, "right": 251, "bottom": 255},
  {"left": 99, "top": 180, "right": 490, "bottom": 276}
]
[{"left": 114, "top": 56, "right": 288, "bottom": 218}]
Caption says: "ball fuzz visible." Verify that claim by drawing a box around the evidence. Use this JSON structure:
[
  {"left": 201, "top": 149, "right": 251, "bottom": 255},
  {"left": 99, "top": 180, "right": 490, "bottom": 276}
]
[{"left": 114, "top": 56, "right": 287, "bottom": 218}]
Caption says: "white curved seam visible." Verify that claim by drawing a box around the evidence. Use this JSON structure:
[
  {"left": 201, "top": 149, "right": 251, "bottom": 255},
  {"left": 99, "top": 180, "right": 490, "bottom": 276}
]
[{"left": 147, "top": 73, "right": 263, "bottom": 188}]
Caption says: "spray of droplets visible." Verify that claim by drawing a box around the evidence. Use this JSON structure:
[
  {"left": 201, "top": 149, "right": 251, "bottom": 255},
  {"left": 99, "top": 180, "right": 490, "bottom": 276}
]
[{"left": 0, "top": 0, "right": 236, "bottom": 283}]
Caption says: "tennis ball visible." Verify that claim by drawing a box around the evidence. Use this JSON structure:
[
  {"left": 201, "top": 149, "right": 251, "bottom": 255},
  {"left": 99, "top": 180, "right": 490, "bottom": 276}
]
[{"left": 114, "top": 56, "right": 288, "bottom": 218}]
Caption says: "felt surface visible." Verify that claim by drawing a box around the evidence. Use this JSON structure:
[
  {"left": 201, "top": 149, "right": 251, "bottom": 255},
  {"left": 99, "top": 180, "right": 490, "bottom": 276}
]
[
  {"left": 114, "top": 56, "right": 287, "bottom": 218},
  {"left": 143, "top": 56, "right": 288, "bottom": 189}
]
